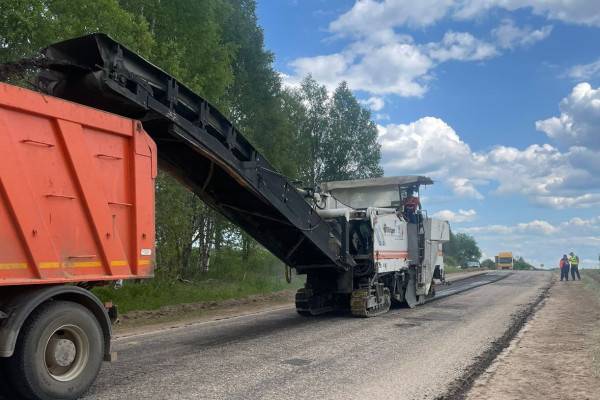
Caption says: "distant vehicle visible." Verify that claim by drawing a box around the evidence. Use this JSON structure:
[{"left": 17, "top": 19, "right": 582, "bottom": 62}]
[
  {"left": 466, "top": 261, "right": 481, "bottom": 268},
  {"left": 495, "top": 252, "right": 514, "bottom": 270}
]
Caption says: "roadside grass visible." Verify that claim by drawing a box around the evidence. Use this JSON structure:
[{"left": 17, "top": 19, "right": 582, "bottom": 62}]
[
  {"left": 93, "top": 248, "right": 304, "bottom": 314},
  {"left": 582, "top": 269, "right": 600, "bottom": 378},
  {"left": 583, "top": 269, "right": 600, "bottom": 297}
]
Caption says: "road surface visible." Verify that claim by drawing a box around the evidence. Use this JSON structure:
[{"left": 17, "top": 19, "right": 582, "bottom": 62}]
[{"left": 79, "top": 271, "right": 551, "bottom": 400}]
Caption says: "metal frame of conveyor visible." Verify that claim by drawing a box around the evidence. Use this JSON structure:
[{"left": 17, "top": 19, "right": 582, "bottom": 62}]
[{"left": 38, "top": 33, "right": 353, "bottom": 272}]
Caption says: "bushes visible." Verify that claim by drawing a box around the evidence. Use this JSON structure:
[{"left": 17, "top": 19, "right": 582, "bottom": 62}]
[{"left": 93, "top": 248, "right": 303, "bottom": 314}]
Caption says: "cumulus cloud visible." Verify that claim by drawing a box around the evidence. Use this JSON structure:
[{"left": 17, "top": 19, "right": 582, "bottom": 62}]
[
  {"left": 533, "top": 193, "right": 600, "bottom": 209},
  {"left": 461, "top": 216, "right": 600, "bottom": 268},
  {"left": 432, "top": 209, "right": 477, "bottom": 222},
  {"left": 330, "top": 0, "right": 600, "bottom": 37},
  {"left": 536, "top": 83, "right": 600, "bottom": 149},
  {"left": 286, "top": 28, "right": 505, "bottom": 98},
  {"left": 378, "top": 106, "right": 600, "bottom": 208},
  {"left": 465, "top": 220, "right": 558, "bottom": 235},
  {"left": 287, "top": 3, "right": 556, "bottom": 99},
  {"left": 360, "top": 97, "right": 385, "bottom": 112},
  {"left": 377, "top": 117, "right": 475, "bottom": 193},
  {"left": 288, "top": 34, "right": 433, "bottom": 97},
  {"left": 427, "top": 31, "right": 498, "bottom": 62},
  {"left": 329, "top": 0, "right": 453, "bottom": 34},
  {"left": 567, "top": 58, "right": 600, "bottom": 80},
  {"left": 448, "top": 177, "right": 484, "bottom": 199},
  {"left": 457, "top": 0, "right": 600, "bottom": 27},
  {"left": 492, "top": 19, "right": 553, "bottom": 49}
]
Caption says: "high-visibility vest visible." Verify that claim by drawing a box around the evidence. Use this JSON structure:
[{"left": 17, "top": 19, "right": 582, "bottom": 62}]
[{"left": 569, "top": 256, "right": 578, "bottom": 266}]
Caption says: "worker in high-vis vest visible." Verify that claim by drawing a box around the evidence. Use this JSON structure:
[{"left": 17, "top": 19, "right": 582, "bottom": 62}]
[{"left": 569, "top": 252, "right": 581, "bottom": 280}]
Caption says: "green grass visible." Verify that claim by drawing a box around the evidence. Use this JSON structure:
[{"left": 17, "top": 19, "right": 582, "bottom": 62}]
[
  {"left": 444, "top": 266, "right": 462, "bottom": 274},
  {"left": 93, "top": 248, "right": 304, "bottom": 314}
]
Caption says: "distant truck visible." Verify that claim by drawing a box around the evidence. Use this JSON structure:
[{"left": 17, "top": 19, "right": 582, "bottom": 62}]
[
  {"left": 495, "top": 252, "right": 514, "bottom": 270},
  {"left": 465, "top": 261, "right": 481, "bottom": 268}
]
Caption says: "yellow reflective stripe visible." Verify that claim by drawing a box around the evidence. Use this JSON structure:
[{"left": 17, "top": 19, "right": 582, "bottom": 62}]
[
  {"left": 40, "top": 262, "right": 60, "bottom": 269},
  {"left": 71, "top": 261, "right": 102, "bottom": 268},
  {"left": 0, "top": 262, "right": 28, "bottom": 270},
  {"left": 40, "top": 261, "right": 103, "bottom": 269},
  {"left": 110, "top": 260, "right": 128, "bottom": 267},
  {"left": 1, "top": 260, "right": 139, "bottom": 270}
]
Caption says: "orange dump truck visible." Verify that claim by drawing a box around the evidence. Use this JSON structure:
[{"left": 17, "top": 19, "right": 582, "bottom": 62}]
[{"left": 0, "top": 82, "right": 156, "bottom": 399}]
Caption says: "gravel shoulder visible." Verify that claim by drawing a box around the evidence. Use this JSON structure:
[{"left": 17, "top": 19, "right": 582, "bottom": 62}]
[{"left": 465, "top": 275, "right": 600, "bottom": 400}]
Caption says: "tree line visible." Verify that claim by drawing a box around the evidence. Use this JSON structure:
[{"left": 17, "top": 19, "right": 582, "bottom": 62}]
[
  {"left": 443, "top": 231, "right": 482, "bottom": 268},
  {"left": 0, "top": 0, "right": 383, "bottom": 278}
]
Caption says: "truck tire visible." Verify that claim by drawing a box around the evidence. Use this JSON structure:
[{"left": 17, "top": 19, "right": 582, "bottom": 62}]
[
  {"left": 8, "top": 301, "right": 104, "bottom": 400},
  {"left": 0, "top": 357, "right": 23, "bottom": 399}
]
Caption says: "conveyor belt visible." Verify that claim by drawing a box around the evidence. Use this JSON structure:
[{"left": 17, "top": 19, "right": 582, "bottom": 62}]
[{"left": 37, "top": 33, "right": 351, "bottom": 272}]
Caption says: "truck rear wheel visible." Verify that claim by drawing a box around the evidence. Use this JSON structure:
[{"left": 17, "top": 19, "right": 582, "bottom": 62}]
[{"left": 8, "top": 301, "right": 104, "bottom": 400}]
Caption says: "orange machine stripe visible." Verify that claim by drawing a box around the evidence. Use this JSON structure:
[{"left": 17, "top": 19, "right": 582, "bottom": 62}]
[{"left": 375, "top": 251, "right": 409, "bottom": 260}]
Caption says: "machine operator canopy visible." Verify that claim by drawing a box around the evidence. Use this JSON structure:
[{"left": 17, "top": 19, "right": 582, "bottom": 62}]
[{"left": 320, "top": 176, "right": 433, "bottom": 209}]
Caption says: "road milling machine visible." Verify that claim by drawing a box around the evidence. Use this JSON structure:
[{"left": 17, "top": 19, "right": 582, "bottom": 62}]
[{"left": 297, "top": 176, "right": 449, "bottom": 317}]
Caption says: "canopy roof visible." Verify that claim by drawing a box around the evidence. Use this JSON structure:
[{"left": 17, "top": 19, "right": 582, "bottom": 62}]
[{"left": 320, "top": 176, "right": 433, "bottom": 192}]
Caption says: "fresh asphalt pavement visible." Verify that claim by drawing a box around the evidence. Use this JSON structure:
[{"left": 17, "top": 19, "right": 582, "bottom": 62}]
[{"left": 80, "top": 270, "right": 551, "bottom": 400}]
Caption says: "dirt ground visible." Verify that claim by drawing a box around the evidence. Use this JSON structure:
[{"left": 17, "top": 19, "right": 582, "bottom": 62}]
[
  {"left": 114, "top": 289, "right": 297, "bottom": 336},
  {"left": 466, "top": 277, "right": 600, "bottom": 400}
]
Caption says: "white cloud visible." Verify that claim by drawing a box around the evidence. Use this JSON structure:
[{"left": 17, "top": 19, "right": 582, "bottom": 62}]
[
  {"left": 464, "top": 219, "right": 557, "bottom": 235},
  {"left": 378, "top": 109, "right": 600, "bottom": 208},
  {"left": 533, "top": 193, "right": 600, "bottom": 209},
  {"left": 566, "top": 216, "right": 600, "bottom": 227},
  {"left": 492, "top": 19, "right": 553, "bottom": 49},
  {"left": 329, "top": 0, "right": 454, "bottom": 34},
  {"left": 427, "top": 31, "right": 498, "bottom": 62},
  {"left": 377, "top": 117, "right": 474, "bottom": 188},
  {"left": 288, "top": 35, "right": 433, "bottom": 97},
  {"left": 433, "top": 208, "right": 477, "bottom": 222},
  {"left": 330, "top": 0, "right": 600, "bottom": 37},
  {"left": 568, "top": 58, "right": 600, "bottom": 80},
  {"left": 360, "top": 96, "right": 385, "bottom": 112},
  {"left": 448, "top": 177, "right": 484, "bottom": 199},
  {"left": 289, "top": 5, "right": 554, "bottom": 99},
  {"left": 457, "top": 0, "right": 600, "bottom": 27},
  {"left": 536, "top": 82, "right": 600, "bottom": 149},
  {"left": 461, "top": 216, "right": 600, "bottom": 268}
]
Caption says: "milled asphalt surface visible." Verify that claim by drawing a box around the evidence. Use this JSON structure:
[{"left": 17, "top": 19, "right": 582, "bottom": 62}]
[{"left": 78, "top": 270, "right": 551, "bottom": 400}]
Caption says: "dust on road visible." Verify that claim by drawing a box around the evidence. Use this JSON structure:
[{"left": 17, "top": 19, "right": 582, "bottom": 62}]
[{"left": 466, "top": 278, "right": 600, "bottom": 400}]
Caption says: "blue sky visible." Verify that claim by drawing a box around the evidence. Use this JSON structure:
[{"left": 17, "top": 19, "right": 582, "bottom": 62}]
[{"left": 256, "top": 0, "right": 600, "bottom": 268}]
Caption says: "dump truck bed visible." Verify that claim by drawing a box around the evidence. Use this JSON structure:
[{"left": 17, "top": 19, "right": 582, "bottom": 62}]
[{"left": 0, "top": 82, "right": 156, "bottom": 285}]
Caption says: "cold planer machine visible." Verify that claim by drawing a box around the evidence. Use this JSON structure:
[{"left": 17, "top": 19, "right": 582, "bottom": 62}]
[{"left": 38, "top": 34, "right": 449, "bottom": 317}]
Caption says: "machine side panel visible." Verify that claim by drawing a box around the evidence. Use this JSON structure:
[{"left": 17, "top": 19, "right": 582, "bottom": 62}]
[
  {"left": 419, "top": 219, "right": 450, "bottom": 295},
  {"left": 373, "top": 213, "right": 408, "bottom": 273}
]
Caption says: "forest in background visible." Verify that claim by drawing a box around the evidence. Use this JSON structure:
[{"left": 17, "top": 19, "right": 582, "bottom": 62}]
[{"left": 0, "top": 0, "right": 382, "bottom": 284}]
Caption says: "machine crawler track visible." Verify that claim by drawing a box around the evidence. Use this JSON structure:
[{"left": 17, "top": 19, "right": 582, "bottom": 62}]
[{"left": 350, "top": 288, "right": 391, "bottom": 318}]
